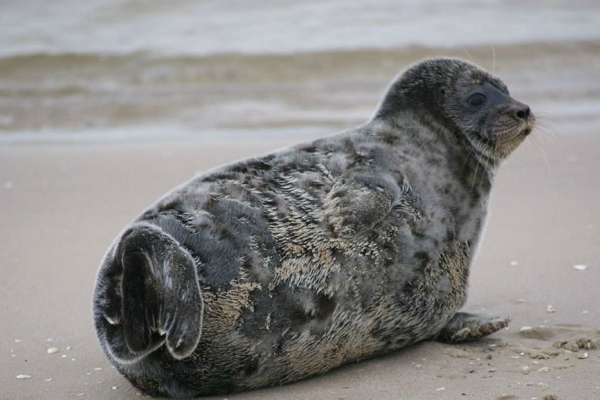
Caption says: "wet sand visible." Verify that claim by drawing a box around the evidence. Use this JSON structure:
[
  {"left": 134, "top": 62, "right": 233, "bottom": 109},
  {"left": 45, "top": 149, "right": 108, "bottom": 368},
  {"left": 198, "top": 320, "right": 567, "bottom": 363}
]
[{"left": 1, "top": 124, "right": 599, "bottom": 399}]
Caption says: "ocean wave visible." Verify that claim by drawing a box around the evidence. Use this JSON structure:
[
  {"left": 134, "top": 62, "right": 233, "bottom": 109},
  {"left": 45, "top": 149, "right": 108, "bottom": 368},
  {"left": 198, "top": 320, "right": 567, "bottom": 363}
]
[
  {"left": 1, "top": 40, "right": 599, "bottom": 94},
  {"left": 1, "top": 39, "right": 598, "bottom": 135}
]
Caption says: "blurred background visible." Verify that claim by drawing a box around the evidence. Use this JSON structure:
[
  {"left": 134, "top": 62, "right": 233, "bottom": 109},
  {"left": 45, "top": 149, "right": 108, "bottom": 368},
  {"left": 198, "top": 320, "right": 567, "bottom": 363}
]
[{"left": 1, "top": 0, "right": 599, "bottom": 143}]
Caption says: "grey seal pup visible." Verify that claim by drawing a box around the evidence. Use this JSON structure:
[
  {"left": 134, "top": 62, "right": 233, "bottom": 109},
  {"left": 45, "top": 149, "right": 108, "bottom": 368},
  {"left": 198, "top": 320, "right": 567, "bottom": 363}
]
[{"left": 93, "top": 58, "right": 535, "bottom": 397}]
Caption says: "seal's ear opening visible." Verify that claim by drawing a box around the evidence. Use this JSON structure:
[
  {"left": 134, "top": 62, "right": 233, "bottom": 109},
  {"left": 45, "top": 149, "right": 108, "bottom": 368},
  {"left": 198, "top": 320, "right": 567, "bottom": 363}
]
[{"left": 118, "top": 224, "right": 204, "bottom": 360}]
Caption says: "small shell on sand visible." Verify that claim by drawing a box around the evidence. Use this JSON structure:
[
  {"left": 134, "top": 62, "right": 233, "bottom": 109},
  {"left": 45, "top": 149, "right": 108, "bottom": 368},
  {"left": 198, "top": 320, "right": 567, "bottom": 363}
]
[
  {"left": 518, "top": 326, "right": 555, "bottom": 340},
  {"left": 573, "top": 264, "right": 587, "bottom": 271},
  {"left": 16, "top": 374, "right": 32, "bottom": 380},
  {"left": 546, "top": 305, "right": 556, "bottom": 313},
  {"left": 577, "top": 352, "right": 589, "bottom": 359},
  {"left": 47, "top": 347, "right": 59, "bottom": 354}
]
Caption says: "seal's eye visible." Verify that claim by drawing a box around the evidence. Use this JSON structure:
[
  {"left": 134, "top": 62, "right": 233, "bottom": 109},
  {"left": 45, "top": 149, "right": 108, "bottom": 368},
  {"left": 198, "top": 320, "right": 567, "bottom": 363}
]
[{"left": 467, "top": 93, "right": 487, "bottom": 108}]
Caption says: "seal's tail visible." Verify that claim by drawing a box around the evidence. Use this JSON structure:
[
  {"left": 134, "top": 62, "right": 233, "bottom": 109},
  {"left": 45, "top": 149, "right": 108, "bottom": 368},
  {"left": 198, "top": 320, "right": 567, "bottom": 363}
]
[{"left": 94, "top": 223, "right": 203, "bottom": 363}]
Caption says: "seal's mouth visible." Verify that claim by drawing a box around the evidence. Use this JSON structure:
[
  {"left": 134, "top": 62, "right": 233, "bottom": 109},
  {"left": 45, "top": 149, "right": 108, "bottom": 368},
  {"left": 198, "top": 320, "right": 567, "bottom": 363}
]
[
  {"left": 499, "top": 113, "right": 535, "bottom": 143},
  {"left": 495, "top": 126, "right": 530, "bottom": 146},
  {"left": 518, "top": 127, "right": 532, "bottom": 138},
  {"left": 490, "top": 116, "right": 535, "bottom": 159}
]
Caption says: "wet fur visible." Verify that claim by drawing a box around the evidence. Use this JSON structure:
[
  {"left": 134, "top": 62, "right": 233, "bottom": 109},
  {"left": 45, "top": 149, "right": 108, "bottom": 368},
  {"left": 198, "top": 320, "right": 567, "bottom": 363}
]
[{"left": 93, "top": 58, "right": 533, "bottom": 397}]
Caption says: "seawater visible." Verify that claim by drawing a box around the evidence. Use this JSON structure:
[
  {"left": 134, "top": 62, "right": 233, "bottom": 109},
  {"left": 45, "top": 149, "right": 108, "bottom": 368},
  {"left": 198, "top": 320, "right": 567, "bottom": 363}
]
[
  {"left": 1, "top": 0, "right": 599, "bottom": 140},
  {"left": 2, "top": 0, "right": 599, "bottom": 57}
]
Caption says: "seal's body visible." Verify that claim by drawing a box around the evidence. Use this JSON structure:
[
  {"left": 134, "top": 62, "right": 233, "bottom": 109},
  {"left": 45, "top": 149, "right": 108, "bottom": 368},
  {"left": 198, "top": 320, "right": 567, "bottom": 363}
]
[{"left": 93, "top": 58, "right": 535, "bottom": 398}]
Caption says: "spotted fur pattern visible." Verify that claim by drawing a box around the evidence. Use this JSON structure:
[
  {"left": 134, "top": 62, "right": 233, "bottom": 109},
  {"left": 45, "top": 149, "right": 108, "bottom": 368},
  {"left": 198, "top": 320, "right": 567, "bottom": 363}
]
[{"left": 93, "top": 58, "right": 534, "bottom": 397}]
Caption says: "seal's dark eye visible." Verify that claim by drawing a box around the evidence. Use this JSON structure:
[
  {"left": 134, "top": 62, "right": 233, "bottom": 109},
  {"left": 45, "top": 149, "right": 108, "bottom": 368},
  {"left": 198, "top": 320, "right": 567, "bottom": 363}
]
[{"left": 467, "top": 93, "right": 486, "bottom": 108}]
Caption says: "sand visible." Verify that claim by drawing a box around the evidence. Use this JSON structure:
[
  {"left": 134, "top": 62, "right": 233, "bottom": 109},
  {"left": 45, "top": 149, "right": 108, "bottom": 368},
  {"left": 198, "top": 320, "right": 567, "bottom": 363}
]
[{"left": 1, "top": 125, "right": 599, "bottom": 400}]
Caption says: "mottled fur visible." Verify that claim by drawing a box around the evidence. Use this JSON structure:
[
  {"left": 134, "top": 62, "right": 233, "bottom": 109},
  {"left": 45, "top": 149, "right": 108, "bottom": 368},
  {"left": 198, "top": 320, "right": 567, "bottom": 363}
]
[{"left": 93, "top": 58, "right": 534, "bottom": 397}]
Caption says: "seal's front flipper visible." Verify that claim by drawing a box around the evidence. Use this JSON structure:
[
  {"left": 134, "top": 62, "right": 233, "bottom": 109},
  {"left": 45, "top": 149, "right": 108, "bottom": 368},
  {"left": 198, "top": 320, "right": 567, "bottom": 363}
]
[
  {"left": 435, "top": 312, "right": 510, "bottom": 343},
  {"left": 118, "top": 223, "right": 203, "bottom": 360}
]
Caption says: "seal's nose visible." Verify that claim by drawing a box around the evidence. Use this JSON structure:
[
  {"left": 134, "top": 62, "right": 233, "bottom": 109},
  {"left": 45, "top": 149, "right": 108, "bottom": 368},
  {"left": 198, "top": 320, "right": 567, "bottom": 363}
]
[{"left": 513, "top": 105, "right": 530, "bottom": 120}]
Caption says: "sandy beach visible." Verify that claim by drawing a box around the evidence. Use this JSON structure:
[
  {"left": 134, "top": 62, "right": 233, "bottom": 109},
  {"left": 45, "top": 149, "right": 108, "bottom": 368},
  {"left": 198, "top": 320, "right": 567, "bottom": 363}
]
[
  {"left": 1, "top": 124, "right": 600, "bottom": 399},
  {"left": 2, "top": 1, "right": 600, "bottom": 399}
]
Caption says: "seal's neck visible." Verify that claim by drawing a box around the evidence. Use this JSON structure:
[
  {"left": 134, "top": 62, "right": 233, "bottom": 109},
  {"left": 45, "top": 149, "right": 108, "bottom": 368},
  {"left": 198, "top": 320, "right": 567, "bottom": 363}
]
[
  {"left": 368, "top": 113, "right": 499, "bottom": 195},
  {"left": 461, "top": 132, "right": 502, "bottom": 176}
]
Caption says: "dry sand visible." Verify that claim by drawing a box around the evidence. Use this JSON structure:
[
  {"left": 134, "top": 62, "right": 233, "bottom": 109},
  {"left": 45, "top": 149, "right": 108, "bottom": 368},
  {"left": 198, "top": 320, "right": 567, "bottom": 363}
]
[{"left": 1, "top": 126, "right": 599, "bottom": 400}]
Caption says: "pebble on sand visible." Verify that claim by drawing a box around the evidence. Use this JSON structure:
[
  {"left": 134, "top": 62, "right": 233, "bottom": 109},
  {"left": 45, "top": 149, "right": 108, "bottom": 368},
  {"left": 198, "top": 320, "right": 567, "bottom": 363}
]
[
  {"left": 572, "top": 264, "right": 587, "bottom": 271},
  {"left": 546, "top": 305, "right": 556, "bottom": 313},
  {"left": 47, "top": 347, "right": 59, "bottom": 354},
  {"left": 16, "top": 374, "right": 32, "bottom": 380}
]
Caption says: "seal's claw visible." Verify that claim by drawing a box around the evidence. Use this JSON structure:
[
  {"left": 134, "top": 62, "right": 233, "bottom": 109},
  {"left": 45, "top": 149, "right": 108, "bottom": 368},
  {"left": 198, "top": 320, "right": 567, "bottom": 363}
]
[{"left": 436, "top": 313, "right": 511, "bottom": 343}]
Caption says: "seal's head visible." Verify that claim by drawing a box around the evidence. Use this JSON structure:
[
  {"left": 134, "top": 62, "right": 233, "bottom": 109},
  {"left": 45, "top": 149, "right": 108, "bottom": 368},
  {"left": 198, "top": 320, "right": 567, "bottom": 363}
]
[{"left": 376, "top": 58, "right": 535, "bottom": 161}]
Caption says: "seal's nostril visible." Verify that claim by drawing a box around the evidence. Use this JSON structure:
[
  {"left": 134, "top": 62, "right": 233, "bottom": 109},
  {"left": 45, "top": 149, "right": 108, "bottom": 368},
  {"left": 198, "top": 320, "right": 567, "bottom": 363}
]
[{"left": 516, "top": 106, "right": 530, "bottom": 120}]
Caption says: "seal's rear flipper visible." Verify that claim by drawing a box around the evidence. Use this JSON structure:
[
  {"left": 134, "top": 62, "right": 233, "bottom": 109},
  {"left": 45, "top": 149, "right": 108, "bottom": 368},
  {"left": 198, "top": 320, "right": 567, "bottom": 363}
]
[
  {"left": 117, "top": 223, "right": 203, "bottom": 360},
  {"left": 435, "top": 313, "right": 510, "bottom": 343}
]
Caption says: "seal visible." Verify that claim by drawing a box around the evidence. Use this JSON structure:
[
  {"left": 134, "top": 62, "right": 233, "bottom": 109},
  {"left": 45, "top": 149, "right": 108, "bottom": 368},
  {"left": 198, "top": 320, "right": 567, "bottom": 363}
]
[{"left": 93, "top": 58, "right": 535, "bottom": 398}]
